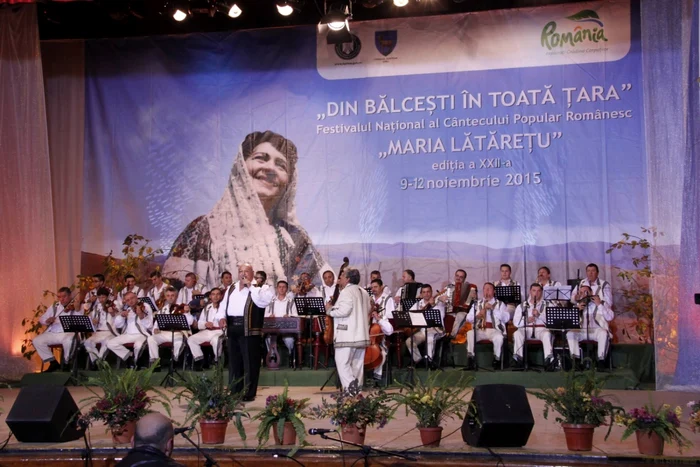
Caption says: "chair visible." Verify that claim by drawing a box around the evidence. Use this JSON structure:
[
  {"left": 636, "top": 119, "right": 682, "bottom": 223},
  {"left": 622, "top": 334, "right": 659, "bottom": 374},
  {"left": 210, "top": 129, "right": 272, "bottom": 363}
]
[
  {"left": 158, "top": 341, "right": 188, "bottom": 371},
  {"left": 41, "top": 344, "right": 66, "bottom": 372}
]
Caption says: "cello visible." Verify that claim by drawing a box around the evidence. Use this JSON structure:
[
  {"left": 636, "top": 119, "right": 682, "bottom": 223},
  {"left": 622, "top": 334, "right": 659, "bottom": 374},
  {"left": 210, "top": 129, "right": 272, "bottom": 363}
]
[{"left": 324, "top": 257, "right": 349, "bottom": 345}]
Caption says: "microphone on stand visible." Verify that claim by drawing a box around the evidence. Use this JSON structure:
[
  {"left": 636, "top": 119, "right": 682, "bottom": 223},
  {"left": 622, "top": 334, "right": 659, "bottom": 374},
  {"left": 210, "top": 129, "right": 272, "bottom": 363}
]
[
  {"left": 308, "top": 428, "right": 336, "bottom": 435},
  {"left": 174, "top": 426, "right": 195, "bottom": 435}
]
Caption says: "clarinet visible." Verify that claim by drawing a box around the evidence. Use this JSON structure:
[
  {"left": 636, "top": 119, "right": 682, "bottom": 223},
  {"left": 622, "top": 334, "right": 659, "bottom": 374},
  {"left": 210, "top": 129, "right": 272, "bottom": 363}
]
[{"left": 531, "top": 299, "right": 538, "bottom": 339}]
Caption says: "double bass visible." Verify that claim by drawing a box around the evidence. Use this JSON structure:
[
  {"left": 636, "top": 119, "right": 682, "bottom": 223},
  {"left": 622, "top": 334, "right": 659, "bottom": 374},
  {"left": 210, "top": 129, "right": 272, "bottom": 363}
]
[
  {"left": 324, "top": 257, "right": 349, "bottom": 345},
  {"left": 363, "top": 301, "right": 386, "bottom": 370}
]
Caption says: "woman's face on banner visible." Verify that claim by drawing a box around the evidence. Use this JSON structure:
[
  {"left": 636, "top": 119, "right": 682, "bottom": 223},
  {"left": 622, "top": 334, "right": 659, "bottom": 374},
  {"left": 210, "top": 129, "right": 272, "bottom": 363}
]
[{"left": 246, "top": 142, "right": 289, "bottom": 205}]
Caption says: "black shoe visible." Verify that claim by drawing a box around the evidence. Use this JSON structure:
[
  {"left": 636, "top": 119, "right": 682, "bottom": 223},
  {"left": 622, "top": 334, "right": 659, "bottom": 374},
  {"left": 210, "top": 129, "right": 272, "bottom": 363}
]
[
  {"left": 492, "top": 359, "right": 501, "bottom": 370},
  {"left": 596, "top": 360, "right": 606, "bottom": 372},
  {"left": 427, "top": 358, "right": 439, "bottom": 371},
  {"left": 573, "top": 358, "right": 583, "bottom": 371},
  {"left": 463, "top": 357, "right": 475, "bottom": 371},
  {"left": 242, "top": 395, "right": 255, "bottom": 402},
  {"left": 511, "top": 357, "right": 524, "bottom": 369},
  {"left": 152, "top": 365, "right": 162, "bottom": 373},
  {"left": 544, "top": 357, "right": 556, "bottom": 372},
  {"left": 193, "top": 360, "right": 204, "bottom": 372},
  {"left": 45, "top": 360, "right": 60, "bottom": 373},
  {"left": 583, "top": 359, "right": 592, "bottom": 371}
]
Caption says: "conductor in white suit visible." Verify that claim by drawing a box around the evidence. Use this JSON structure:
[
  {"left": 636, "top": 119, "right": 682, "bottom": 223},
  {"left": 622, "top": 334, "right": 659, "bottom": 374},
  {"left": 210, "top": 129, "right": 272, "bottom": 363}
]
[{"left": 327, "top": 267, "right": 370, "bottom": 391}]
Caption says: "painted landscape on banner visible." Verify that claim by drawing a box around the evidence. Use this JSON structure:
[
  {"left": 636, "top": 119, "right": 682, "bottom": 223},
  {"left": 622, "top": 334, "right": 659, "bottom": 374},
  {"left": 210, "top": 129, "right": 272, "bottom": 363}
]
[{"left": 82, "top": 0, "right": 648, "bottom": 342}]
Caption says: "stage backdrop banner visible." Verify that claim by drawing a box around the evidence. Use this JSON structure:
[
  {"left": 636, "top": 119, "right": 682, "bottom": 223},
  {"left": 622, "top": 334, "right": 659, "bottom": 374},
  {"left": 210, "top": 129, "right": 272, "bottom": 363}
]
[{"left": 82, "top": 0, "right": 648, "bottom": 341}]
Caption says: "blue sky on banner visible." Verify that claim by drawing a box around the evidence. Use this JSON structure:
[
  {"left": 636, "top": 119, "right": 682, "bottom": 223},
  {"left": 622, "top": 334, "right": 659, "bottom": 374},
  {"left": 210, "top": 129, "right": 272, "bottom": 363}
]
[{"left": 82, "top": 0, "right": 646, "bottom": 257}]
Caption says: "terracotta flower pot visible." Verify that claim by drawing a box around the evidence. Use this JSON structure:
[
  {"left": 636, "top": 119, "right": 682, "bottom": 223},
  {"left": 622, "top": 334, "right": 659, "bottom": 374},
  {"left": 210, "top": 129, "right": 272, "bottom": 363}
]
[
  {"left": 561, "top": 423, "right": 595, "bottom": 451},
  {"left": 636, "top": 430, "right": 664, "bottom": 456},
  {"left": 272, "top": 421, "right": 297, "bottom": 445},
  {"left": 418, "top": 426, "right": 443, "bottom": 447},
  {"left": 112, "top": 420, "right": 137, "bottom": 444},
  {"left": 200, "top": 419, "right": 229, "bottom": 444},
  {"left": 340, "top": 424, "right": 366, "bottom": 445}
]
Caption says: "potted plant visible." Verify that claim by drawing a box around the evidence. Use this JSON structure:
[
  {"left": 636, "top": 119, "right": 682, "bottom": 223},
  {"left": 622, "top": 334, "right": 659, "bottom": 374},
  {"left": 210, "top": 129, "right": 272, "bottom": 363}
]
[
  {"left": 253, "top": 382, "right": 310, "bottom": 456},
  {"left": 174, "top": 361, "right": 249, "bottom": 444},
  {"left": 392, "top": 372, "right": 473, "bottom": 447},
  {"left": 689, "top": 400, "right": 700, "bottom": 433},
  {"left": 616, "top": 400, "right": 691, "bottom": 455},
  {"left": 310, "top": 382, "right": 394, "bottom": 445},
  {"left": 78, "top": 360, "right": 171, "bottom": 444},
  {"left": 532, "top": 367, "right": 623, "bottom": 451}
]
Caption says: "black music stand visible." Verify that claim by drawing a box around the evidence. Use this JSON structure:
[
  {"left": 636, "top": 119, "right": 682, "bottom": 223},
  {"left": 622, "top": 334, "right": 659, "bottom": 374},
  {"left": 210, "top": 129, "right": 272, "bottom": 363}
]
[
  {"left": 155, "top": 314, "right": 190, "bottom": 387},
  {"left": 494, "top": 285, "right": 521, "bottom": 305},
  {"left": 546, "top": 306, "right": 580, "bottom": 372},
  {"left": 139, "top": 296, "right": 158, "bottom": 313},
  {"left": 295, "top": 297, "right": 328, "bottom": 370},
  {"left": 60, "top": 315, "right": 94, "bottom": 383}
]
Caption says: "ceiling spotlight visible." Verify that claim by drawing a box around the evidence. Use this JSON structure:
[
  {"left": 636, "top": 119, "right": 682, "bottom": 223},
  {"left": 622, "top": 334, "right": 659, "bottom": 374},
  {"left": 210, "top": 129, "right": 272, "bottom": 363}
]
[
  {"left": 173, "top": 8, "right": 187, "bottom": 21},
  {"left": 393, "top": 0, "right": 408, "bottom": 6},
  {"left": 322, "top": 10, "right": 348, "bottom": 31},
  {"left": 277, "top": 2, "right": 294, "bottom": 16},
  {"left": 228, "top": 3, "right": 242, "bottom": 17}
]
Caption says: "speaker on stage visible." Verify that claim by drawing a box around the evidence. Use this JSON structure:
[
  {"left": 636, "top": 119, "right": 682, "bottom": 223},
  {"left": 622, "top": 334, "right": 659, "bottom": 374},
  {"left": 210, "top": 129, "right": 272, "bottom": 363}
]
[
  {"left": 462, "top": 384, "right": 534, "bottom": 448},
  {"left": 6, "top": 385, "right": 82, "bottom": 443}
]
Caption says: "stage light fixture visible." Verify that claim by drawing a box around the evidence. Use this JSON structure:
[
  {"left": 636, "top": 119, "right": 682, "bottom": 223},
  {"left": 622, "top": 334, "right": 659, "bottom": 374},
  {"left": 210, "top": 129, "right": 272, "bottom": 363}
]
[
  {"left": 322, "top": 10, "right": 348, "bottom": 31},
  {"left": 276, "top": 2, "right": 294, "bottom": 16},
  {"left": 173, "top": 8, "right": 188, "bottom": 21},
  {"left": 393, "top": 0, "right": 408, "bottom": 6},
  {"left": 228, "top": 3, "right": 242, "bottom": 17}
]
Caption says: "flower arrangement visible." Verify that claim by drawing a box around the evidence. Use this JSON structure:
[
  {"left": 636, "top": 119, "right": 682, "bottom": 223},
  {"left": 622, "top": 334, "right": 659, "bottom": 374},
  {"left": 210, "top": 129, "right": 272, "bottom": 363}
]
[
  {"left": 310, "top": 384, "right": 394, "bottom": 430},
  {"left": 253, "top": 382, "right": 310, "bottom": 456},
  {"left": 78, "top": 360, "right": 171, "bottom": 433},
  {"left": 615, "top": 400, "right": 691, "bottom": 452},
  {"left": 174, "top": 361, "right": 249, "bottom": 439},
  {"left": 532, "top": 368, "right": 622, "bottom": 438},
  {"left": 689, "top": 400, "right": 700, "bottom": 433},
  {"left": 391, "top": 372, "right": 474, "bottom": 428}
]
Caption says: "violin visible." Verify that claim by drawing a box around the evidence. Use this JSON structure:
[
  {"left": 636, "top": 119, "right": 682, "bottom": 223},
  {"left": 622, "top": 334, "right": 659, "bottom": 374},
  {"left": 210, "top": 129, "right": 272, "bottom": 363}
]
[{"left": 325, "top": 257, "right": 349, "bottom": 345}]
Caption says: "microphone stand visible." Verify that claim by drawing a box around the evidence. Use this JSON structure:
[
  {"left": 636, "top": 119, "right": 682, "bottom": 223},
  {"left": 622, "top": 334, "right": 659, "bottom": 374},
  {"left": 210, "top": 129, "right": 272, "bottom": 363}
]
[
  {"left": 318, "top": 432, "right": 415, "bottom": 467},
  {"left": 178, "top": 430, "right": 218, "bottom": 467}
]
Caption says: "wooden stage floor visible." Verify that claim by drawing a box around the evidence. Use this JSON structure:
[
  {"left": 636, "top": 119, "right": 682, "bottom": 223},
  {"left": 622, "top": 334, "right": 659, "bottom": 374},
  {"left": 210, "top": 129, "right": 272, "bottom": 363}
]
[{"left": 0, "top": 386, "right": 699, "bottom": 466}]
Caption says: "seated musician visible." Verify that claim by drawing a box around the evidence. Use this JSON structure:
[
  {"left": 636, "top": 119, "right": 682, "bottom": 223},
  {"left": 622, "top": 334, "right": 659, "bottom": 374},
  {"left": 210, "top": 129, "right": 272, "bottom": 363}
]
[
  {"left": 571, "top": 263, "right": 613, "bottom": 307},
  {"left": 537, "top": 266, "right": 561, "bottom": 287},
  {"left": 188, "top": 288, "right": 227, "bottom": 371},
  {"left": 147, "top": 286, "right": 194, "bottom": 367},
  {"left": 83, "top": 287, "right": 119, "bottom": 367},
  {"left": 406, "top": 284, "right": 445, "bottom": 370},
  {"left": 437, "top": 269, "right": 477, "bottom": 337},
  {"left": 367, "top": 270, "right": 391, "bottom": 297},
  {"left": 264, "top": 280, "right": 299, "bottom": 367},
  {"left": 512, "top": 283, "right": 554, "bottom": 370},
  {"left": 567, "top": 285, "right": 614, "bottom": 371},
  {"left": 177, "top": 272, "right": 209, "bottom": 306},
  {"left": 220, "top": 270, "right": 234, "bottom": 290},
  {"left": 393, "top": 269, "right": 419, "bottom": 308},
  {"left": 147, "top": 271, "right": 168, "bottom": 308},
  {"left": 106, "top": 292, "right": 153, "bottom": 367},
  {"left": 369, "top": 279, "right": 394, "bottom": 382},
  {"left": 116, "top": 274, "right": 146, "bottom": 307},
  {"left": 83, "top": 274, "right": 113, "bottom": 307},
  {"left": 495, "top": 263, "right": 519, "bottom": 320},
  {"left": 319, "top": 270, "right": 336, "bottom": 304},
  {"left": 292, "top": 272, "right": 320, "bottom": 298},
  {"left": 464, "top": 282, "right": 509, "bottom": 370},
  {"left": 33, "top": 286, "right": 78, "bottom": 372}
]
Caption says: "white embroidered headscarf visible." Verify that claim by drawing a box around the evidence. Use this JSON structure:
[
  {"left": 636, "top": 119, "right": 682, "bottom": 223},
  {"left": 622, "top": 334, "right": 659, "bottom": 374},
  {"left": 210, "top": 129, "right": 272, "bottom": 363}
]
[{"left": 163, "top": 131, "right": 328, "bottom": 287}]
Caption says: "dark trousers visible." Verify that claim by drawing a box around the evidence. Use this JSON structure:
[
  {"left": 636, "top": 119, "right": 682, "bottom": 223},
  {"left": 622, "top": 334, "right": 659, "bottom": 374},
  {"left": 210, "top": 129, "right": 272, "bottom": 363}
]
[{"left": 227, "top": 319, "right": 262, "bottom": 399}]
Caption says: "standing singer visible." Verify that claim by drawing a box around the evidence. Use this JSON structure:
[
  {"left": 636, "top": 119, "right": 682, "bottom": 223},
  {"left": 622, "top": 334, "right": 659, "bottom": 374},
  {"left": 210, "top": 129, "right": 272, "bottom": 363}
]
[{"left": 222, "top": 263, "right": 274, "bottom": 401}]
